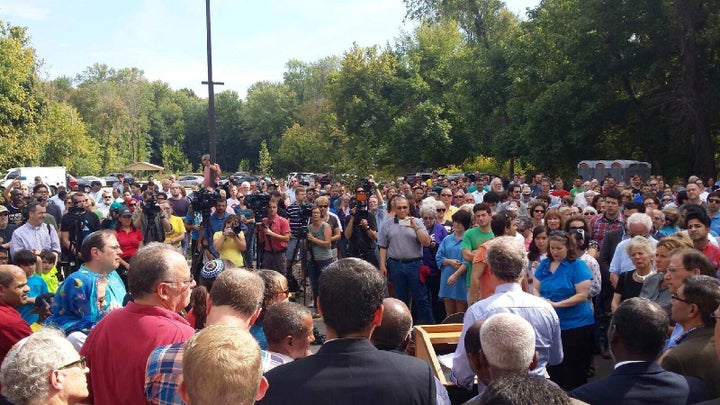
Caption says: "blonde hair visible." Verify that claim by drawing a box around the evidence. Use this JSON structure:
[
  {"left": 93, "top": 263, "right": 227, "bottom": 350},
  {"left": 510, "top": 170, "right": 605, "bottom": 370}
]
[{"left": 183, "top": 325, "right": 262, "bottom": 405}]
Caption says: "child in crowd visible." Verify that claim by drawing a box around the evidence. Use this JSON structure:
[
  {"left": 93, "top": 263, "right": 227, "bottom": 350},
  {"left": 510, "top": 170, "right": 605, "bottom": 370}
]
[
  {"left": 0, "top": 247, "right": 9, "bottom": 264},
  {"left": 29, "top": 293, "right": 55, "bottom": 332},
  {"left": 12, "top": 249, "right": 50, "bottom": 325},
  {"left": 38, "top": 249, "right": 60, "bottom": 293}
]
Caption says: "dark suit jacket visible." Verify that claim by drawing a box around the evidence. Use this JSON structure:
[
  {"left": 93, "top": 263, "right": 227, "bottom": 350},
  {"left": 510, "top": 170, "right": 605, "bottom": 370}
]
[
  {"left": 569, "top": 361, "right": 706, "bottom": 405},
  {"left": 258, "top": 337, "right": 436, "bottom": 405},
  {"left": 662, "top": 327, "right": 720, "bottom": 400}
]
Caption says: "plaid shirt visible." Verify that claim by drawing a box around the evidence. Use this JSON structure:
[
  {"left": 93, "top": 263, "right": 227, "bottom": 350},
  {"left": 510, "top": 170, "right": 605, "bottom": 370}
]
[
  {"left": 145, "top": 342, "right": 290, "bottom": 405},
  {"left": 590, "top": 213, "right": 625, "bottom": 250}
]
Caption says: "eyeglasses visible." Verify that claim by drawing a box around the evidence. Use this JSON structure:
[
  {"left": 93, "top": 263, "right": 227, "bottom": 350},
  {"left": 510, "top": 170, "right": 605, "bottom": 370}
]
[
  {"left": 437, "top": 208, "right": 446, "bottom": 212},
  {"left": 57, "top": 356, "right": 86, "bottom": 371},
  {"left": 422, "top": 216, "right": 435, "bottom": 220},
  {"left": 441, "top": 194, "right": 453, "bottom": 197},
  {"left": 454, "top": 195, "right": 463, "bottom": 198},
  {"left": 709, "top": 199, "right": 720, "bottom": 204},
  {"left": 533, "top": 209, "right": 545, "bottom": 214},
  {"left": 162, "top": 277, "right": 195, "bottom": 288},
  {"left": 671, "top": 294, "right": 693, "bottom": 305}
]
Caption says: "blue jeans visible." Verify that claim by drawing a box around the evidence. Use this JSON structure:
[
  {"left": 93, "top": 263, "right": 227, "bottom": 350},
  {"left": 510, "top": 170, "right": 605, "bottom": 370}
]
[
  {"left": 308, "top": 258, "right": 334, "bottom": 303},
  {"left": 387, "top": 259, "right": 435, "bottom": 325}
]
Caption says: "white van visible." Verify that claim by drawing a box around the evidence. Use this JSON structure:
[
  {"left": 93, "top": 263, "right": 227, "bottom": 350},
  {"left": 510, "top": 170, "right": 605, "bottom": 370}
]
[{"left": 1, "top": 166, "right": 67, "bottom": 193}]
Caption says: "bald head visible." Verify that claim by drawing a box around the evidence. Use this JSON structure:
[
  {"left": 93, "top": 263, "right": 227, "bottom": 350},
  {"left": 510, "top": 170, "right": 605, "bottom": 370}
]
[
  {"left": 371, "top": 298, "right": 412, "bottom": 351},
  {"left": 0, "top": 265, "right": 24, "bottom": 287}
]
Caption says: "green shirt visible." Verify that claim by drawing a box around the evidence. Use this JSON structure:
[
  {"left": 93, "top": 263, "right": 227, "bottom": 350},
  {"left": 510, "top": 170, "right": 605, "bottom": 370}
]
[
  {"left": 570, "top": 187, "right": 585, "bottom": 197},
  {"left": 461, "top": 227, "right": 494, "bottom": 287}
]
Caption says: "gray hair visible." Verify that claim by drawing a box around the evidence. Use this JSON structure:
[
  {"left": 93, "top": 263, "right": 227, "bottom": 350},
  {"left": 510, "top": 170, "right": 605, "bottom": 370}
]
[
  {"left": 419, "top": 203, "right": 437, "bottom": 219},
  {"left": 486, "top": 236, "right": 528, "bottom": 281},
  {"left": 583, "top": 206, "right": 597, "bottom": 216},
  {"left": 128, "top": 243, "right": 184, "bottom": 299},
  {"left": 627, "top": 213, "right": 653, "bottom": 233},
  {"left": 480, "top": 313, "right": 536, "bottom": 373},
  {"left": 625, "top": 235, "right": 656, "bottom": 258},
  {"left": 0, "top": 328, "right": 79, "bottom": 405}
]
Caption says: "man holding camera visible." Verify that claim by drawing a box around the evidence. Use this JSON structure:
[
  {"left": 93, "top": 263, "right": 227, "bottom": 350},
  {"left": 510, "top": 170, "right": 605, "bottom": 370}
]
[
  {"left": 344, "top": 186, "right": 379, "bottom": 267},
  {"left": 202, "top": 197, "right": 232, "bottom": 261},
  {"left": 59, "top": 192, "right": 101, "bottom": 271},
  {"left": 134, "top": 191, "right": 172, "bottom": 244}
]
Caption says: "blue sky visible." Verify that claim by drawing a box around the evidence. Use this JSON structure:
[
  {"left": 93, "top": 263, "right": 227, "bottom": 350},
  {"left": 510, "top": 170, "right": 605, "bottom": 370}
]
[{"left": 0, "top": 0, "right": 538, "bottom": 98}]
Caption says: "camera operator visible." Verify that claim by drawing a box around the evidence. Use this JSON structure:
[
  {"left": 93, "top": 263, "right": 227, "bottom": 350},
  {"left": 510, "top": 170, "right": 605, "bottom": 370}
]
[
  {"left": 133, "top": 191, "right": 171, "bottom": 244},
  {"left": 257, "top": 200, "right": 290, "bottom": 273},
  {"left": 344, "top": 186, "right": 379, "bottom": 267},
  {"left": 285, "top": 186, "right": 309, "bottom": 264},
  {"left": 59, "top": 192, "right": 101, "bottom": 270},
  {"left": 202, "top": 197, "right": 232, "bottom": 261}
]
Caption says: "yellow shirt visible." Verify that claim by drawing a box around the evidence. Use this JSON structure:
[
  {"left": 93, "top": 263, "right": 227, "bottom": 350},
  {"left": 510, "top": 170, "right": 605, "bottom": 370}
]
[
  {"left": 213, "top": 231, "right": 245, "bottom": 267},
  {"left": 164, "top": 215, "right": 186, "bottom": 247},
  {"left": 444, "top": 205, "right": 458, "bottom": 223}
]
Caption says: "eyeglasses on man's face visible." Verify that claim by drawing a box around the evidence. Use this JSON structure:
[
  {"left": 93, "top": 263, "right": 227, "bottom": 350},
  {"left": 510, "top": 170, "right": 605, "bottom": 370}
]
[{"left": 57, "top": 356, "right": 86, "bottom": 371}]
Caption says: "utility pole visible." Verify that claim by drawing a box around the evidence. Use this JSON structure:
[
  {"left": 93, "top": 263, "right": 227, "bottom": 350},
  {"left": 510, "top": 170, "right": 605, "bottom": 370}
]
[{"left": 202, "top": 0, "right": 224, "bottom": 171}]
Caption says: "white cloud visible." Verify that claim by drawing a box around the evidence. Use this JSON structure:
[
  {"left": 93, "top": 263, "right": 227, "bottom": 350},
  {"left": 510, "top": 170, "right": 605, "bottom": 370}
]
[{"left": 0, "top": 1, "right": 50, "bottom": 21}]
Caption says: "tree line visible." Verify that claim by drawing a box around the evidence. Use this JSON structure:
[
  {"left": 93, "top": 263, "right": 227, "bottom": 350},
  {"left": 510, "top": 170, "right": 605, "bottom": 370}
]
[{"left": 1, "top": 0, "right": 718, "bottom": 180}]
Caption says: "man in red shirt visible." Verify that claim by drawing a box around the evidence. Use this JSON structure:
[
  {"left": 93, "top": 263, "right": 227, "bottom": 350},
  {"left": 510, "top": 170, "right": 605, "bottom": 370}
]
[
  {"left": 0, "top": 265, "right": 31, "bottom": 364},
  {"left": 685, "top": 209, "right": 720, "bottom": 274},
  {"left": 81, "top": 243, "right": 195, "bottom": 404},
  {"left": 258, "top": 200, "right": 290, "bottom": 273}
]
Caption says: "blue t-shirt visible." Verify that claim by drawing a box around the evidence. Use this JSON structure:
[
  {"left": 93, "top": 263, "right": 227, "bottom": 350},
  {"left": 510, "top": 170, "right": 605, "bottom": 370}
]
[
  {"left": 18, "top": 274, "right": 49, "bottom": 325},
  {"left": 535, "top": 258, "right": 594, "bottom": 330}
]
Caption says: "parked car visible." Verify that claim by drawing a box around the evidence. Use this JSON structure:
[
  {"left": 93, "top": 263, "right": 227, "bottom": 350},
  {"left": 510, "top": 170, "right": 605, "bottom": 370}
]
[
  {"left": 103, "top": 172, "right": 135, "bottom": 186},
  {"left": 178, "top": 175, "right": 204, "bottom": 187},
  {"left": 76, "top": 176, "right": 107, "bottom": 192}
]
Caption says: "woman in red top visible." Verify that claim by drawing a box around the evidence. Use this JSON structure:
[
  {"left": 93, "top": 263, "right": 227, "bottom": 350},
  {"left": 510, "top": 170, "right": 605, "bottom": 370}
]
[{"left": 114, "top": 209, "right": 143, "bottom": 288}]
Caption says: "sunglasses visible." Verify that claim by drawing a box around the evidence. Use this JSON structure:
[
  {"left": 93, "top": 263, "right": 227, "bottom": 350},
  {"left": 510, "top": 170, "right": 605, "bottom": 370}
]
[
  {"left": 57, "top": 356, "right": 86, "bottom": 371},
  {"left": 437, "top": 208, "right": 446, "bottom": 212}
]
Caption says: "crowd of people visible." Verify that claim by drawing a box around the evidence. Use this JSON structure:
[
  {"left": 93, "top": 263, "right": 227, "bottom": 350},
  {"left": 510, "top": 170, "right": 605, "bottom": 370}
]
[{"left": 0, "top": 164, "right": 720, "bottom": 404}]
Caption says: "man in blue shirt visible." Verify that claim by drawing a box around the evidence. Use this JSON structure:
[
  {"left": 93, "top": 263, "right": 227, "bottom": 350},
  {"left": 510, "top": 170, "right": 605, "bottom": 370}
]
[{"left": 203, "top": 198, "right": 231, "bottom": 261}]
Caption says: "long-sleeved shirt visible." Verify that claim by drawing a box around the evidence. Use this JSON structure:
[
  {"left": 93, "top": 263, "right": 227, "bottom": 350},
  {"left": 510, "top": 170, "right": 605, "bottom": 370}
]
[
  {"left": 10, "top": 222, "right": 61, "bottom": 258},
  {"left": 451, "top": 283, "right": 564, "bottom": 390}
]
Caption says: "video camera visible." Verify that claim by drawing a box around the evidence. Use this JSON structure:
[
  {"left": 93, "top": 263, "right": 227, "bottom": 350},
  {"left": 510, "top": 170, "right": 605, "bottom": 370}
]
[
  {"left": 191, "top": 188, "right": 221, "bottom": 214},
  {"left": 141, "top": 198, "right": 162, "bottom": 216},
  {"left": 244, "top": 192, "right": 271, "bottom": 224}
]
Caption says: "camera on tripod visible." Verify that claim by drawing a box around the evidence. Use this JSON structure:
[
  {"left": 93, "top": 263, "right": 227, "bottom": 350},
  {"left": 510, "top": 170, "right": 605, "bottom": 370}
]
[
  {"left": 191, "top": 188, "right": 221, "bottom": 213},
  {"left": 244, "top": 192, "right": 271, "bottom": 224},
  {"left": 141, "top": 198, "right": 162, "bottom": 216}
]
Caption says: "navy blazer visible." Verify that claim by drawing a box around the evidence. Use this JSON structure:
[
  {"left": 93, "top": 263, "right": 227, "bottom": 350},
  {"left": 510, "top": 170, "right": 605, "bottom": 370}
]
[
  {"left": 569, "top": 361, "right": 706, "bottom": 405},
  {"left": 258, "top": 337, "right": 436, "bottom": 405}
]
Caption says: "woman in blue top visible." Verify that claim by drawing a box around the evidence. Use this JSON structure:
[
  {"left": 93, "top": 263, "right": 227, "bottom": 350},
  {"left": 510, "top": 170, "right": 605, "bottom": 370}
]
[
  {"left": 436, "top": 209, "right": 471, "bottom": 316},
  {"left": 533, "top": 230, "right": 594, "bottom": 391}
]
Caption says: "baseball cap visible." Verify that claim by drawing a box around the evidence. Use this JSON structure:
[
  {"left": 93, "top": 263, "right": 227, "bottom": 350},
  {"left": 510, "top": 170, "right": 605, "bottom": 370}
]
[{"left": 0, "top": 205, "right": 8, "bottom": 214}]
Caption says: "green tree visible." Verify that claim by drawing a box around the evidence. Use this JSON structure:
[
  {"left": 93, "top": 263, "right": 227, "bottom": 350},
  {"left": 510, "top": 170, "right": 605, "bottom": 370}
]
[
  {"left": 0, "top": 21, "right": 45, "bottom": 168},
  {"left": 257, "top": 140, "right": 273, "bottom": 176}
]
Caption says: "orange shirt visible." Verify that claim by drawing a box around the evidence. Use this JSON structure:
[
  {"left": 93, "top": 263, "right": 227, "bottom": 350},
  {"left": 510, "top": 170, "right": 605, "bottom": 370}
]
[{"left": 472, "top": 241, "right": 500, "bottom": 300}]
